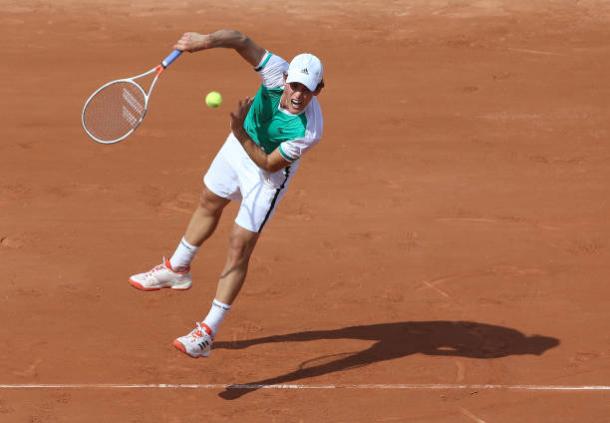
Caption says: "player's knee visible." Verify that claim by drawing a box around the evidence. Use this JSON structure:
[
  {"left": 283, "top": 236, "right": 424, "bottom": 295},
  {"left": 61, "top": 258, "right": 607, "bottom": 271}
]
[
  {"left": 227, "top": 234, "right": 255, "bottom": 265},
  {"left": 198, "top": 189, "right": 226, "bottom": 215}
]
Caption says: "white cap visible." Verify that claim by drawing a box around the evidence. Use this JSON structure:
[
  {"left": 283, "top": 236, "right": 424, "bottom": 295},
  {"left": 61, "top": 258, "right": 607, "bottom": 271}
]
[{"left": 286, "top": 53, "right": 324, "bottom": 92}]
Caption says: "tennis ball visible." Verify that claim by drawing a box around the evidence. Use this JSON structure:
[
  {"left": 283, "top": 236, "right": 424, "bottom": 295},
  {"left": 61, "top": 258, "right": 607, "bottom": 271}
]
[{"left": 205, "top": 91, "right": 222, "bottom": 108}]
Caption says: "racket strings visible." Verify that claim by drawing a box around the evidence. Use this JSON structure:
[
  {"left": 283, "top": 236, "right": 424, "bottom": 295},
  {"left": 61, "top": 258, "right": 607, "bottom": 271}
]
[{"left": 83, "top": 81, "right": 146, "bottom": 143}]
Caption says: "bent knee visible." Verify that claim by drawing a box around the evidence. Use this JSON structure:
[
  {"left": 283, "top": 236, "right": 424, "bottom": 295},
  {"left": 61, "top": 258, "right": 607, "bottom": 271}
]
[
  {"left": 227, "top": 240, "right": 252, "bottom": 263},
  {"left": 199, "top": 188, "right": 228, "bottom": 214},
  {"left": 227, "top": 234, "right": 257, "bottom": 264}
]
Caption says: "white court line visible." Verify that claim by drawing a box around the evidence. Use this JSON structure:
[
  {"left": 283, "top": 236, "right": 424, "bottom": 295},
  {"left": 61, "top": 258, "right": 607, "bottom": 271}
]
[
  {"left": 0, "top": 384, "right": 610, "bottom": 391},
  {"left": 507, "top": 47, "right": 565, "bottom": 56}
]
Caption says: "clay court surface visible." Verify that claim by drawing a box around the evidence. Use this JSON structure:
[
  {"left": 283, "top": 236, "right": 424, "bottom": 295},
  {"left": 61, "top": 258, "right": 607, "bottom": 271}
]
[{"left": 2, "top": 0, "right": 610, "bottom": 421}]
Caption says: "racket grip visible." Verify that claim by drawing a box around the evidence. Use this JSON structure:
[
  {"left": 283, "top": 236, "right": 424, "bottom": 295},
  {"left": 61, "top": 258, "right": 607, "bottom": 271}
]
[{"left": 162, "top": 49, "right": 182, "bottom": 68}]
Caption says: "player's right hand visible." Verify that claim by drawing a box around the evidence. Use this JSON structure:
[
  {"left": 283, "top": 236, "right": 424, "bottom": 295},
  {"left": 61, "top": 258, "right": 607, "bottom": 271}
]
[{"left": 174, "top": 32, "right": 211, "bottom": 53}]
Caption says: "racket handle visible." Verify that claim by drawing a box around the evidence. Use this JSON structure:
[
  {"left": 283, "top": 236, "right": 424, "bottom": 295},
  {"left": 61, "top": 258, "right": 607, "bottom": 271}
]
[{"left": 161, "top": 49, "right": 182, "bottom": 68}]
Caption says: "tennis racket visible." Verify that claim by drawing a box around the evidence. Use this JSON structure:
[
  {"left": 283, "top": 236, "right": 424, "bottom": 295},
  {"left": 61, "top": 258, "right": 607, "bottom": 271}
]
[{"left": 81, "top": 49, "right": 182, "bottom": 144}]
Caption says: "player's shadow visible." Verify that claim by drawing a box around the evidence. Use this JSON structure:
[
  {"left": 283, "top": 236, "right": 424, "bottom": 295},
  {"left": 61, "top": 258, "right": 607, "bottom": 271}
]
[{"left": 214, "top": 320, "right": 559, "bottom": 400}]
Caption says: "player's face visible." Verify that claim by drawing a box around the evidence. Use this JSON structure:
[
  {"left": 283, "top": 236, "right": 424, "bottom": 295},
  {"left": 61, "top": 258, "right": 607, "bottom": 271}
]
[{"left": 282, "top": 81, "right": 315, "bottom": 114}]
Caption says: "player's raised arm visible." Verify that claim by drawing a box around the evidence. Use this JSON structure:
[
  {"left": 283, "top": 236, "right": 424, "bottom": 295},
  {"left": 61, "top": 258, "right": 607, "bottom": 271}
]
[{"left": 173, "top": 30, "right": 266, "bottom": 67}]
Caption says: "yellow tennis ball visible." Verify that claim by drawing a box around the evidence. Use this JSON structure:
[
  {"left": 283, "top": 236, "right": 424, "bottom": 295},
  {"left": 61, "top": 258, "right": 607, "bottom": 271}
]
[{"left": 205, "top": 91, "right": 222, "bottom": 108}]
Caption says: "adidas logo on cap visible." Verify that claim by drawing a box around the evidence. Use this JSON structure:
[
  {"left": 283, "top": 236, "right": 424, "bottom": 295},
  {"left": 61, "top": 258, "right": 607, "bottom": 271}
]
[{"left": 301, "top": 68, "right": 309, "bottom": 75}]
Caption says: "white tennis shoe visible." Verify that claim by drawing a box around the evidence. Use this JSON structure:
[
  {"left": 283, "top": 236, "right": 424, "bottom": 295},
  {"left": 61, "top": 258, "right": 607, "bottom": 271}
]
[
  {"left": 173, "top": 322, "right": 214, "bottom": 358},
  {"left": 128, "top": 258, "right": 192, "bottom": 291}
]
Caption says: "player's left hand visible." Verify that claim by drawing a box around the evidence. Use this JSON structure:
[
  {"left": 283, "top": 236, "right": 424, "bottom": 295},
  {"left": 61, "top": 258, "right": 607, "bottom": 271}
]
[{"left": 230, "top": 97, "right": 253, "bottom": 142}]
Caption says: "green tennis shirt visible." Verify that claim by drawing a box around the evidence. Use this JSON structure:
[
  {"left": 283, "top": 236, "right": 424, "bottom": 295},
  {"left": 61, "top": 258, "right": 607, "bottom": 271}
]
[
  {"left": 243, "top": 86, "right": 307, "bottom": 156},
  {"left": 241, "top": 52, "right": 323, "bottom": 163}
]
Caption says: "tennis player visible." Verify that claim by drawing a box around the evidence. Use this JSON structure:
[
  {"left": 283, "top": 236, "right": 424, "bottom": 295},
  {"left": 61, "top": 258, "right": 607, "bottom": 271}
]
[{"left": 129, "top": 29, "right": 324, "bottom": 358}]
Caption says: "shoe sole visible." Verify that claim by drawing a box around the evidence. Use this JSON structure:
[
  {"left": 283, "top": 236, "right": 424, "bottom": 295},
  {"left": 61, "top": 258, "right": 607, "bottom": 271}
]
[
  {"left": 172, "top": 339, "right": 209, "bottom": 358},
  {"left": 128, "top": 278, "right": 192, "bottom": 291}
]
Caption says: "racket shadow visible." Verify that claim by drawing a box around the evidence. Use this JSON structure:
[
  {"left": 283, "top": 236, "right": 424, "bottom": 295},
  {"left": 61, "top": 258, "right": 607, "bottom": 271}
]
[{"left": 214, "top": 320, "right": 559, "bottom": 400}]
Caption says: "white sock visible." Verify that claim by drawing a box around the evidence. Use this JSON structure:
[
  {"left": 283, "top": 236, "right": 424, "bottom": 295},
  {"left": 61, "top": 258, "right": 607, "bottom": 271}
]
[
  {"left": 202, "top": 299, "right": 231, "bottom": 335},
  {"left": 169, "top": 237, "right": 199, "bottom": 271}
]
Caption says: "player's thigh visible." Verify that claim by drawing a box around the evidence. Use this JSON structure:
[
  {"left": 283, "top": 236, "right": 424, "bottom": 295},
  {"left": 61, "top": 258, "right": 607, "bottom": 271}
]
[
  {"left": 236, "top": 186, "right": 284, "bottom": 233},
  {"left": 203, "top": 135, "right": 242, "bottom": 202},
  {"left": 236, "top": 165, "right": 295, "bottom": 233}
]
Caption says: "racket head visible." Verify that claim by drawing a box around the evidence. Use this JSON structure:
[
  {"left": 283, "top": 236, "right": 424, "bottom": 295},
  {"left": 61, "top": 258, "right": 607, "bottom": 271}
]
[{"left": 81, "top": 79, "right": 148, "bottom": 144}]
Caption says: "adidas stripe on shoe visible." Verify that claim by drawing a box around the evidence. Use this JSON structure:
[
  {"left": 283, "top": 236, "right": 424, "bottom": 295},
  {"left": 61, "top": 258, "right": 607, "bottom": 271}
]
[{"left": 173, "top": 322, "right": 214, "bottom": 358}]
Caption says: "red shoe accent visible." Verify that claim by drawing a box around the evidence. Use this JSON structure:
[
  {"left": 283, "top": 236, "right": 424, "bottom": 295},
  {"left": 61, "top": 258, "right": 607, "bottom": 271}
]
[
  {"left": 173, "top": 339, "right": 199, "bottom": 358},
  {"left": 200, "top": 322, "right": 213, "bottom": 336},
  {"left": 173, "top": 339, "right": 186, "bottom": 353},
  {"left": 128, "top": 278, "right": 160, "bottom": 291},
  {"left": 164, "top": 258, "right": 190, "bottom": 274}
]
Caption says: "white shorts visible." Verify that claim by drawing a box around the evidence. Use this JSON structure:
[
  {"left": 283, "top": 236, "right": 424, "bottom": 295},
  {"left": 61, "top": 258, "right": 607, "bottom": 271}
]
[{"left": 204, "top": 133, "right": 299, "bottom": 233}]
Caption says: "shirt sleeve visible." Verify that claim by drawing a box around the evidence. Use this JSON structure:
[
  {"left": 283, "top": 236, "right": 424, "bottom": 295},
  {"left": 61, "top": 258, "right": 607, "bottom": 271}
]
[
  {"left": 278, "top": 98, "right": 324, "bottom": 162},
  {"left": 254, "top": 51, "right": 288, "bottom": 88},
  {"left": 278, "top": 136, "right": 321, "bottom": 162}
]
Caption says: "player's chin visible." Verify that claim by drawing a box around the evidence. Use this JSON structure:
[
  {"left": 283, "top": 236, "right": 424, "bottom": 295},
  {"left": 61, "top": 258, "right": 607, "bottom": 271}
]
[{"left": 288, "top": 100, "right": 305, "bottom": 113}]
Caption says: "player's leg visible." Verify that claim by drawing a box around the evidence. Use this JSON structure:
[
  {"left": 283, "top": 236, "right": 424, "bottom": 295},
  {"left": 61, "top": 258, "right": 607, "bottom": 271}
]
[
  {"left": 128, "top": 187, "right": 230, "bottom": 291},
  {"left": 215, "top": 223, "right": 260, "bottom": 304},
  {"left": 184, "top": 187, "right": 231, "bottom": 246},
  {"left": 168, "top": 187, "right": 231, "bottom": 269},
  {"left": 173, "top": 137, "right": 296, "bottom": 358},
  {"left": 173, "top": 224, "right": 259, "bottom": 358},
  {"left": 129, "top": 131, "right": 240, "bottom": 291}
]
